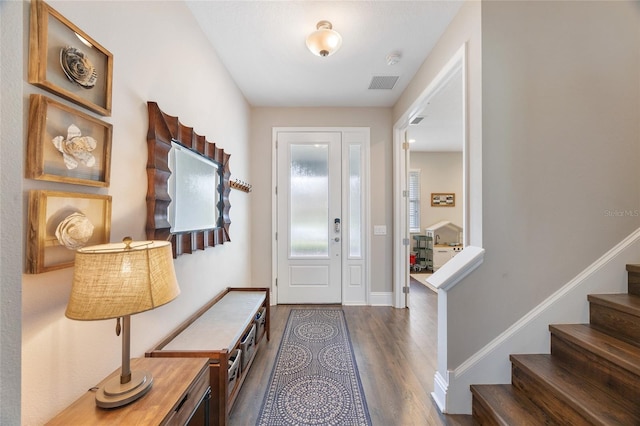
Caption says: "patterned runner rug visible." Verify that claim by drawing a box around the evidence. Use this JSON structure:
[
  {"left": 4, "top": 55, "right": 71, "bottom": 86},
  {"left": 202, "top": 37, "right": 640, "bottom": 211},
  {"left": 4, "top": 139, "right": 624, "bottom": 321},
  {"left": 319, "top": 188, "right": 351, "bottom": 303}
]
[{"left": 256, "top": 309, "right": 372, "bottom": 426}]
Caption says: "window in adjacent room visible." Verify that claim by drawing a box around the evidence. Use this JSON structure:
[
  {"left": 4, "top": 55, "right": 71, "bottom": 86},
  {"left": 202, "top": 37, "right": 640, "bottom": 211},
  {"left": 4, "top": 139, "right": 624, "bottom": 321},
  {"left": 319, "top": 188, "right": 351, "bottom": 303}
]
[{"left": 409, "top": 169, "right": 421, "bottom": 233}]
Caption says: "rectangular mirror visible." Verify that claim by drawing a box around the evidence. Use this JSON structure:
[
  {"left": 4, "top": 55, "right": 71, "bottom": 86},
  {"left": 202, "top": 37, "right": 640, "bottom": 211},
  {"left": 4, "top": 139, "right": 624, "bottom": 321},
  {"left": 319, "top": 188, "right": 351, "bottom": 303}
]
[{"left": 169, "top": 142, "right": 220, "bottom": 233}]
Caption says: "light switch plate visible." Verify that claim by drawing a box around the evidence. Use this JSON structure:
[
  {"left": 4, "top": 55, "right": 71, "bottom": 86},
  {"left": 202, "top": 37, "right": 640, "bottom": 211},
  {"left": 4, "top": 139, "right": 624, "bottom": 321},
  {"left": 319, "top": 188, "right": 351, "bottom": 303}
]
[{"left": 373, "top": 225, "right": 387, "bottom": 235}]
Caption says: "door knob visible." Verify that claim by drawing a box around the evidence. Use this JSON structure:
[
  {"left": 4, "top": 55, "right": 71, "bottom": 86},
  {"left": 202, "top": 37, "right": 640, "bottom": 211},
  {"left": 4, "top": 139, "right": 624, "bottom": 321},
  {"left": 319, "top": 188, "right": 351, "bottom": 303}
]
[{"left": 334, "top": 237, "right": 340, "bottom": 242}]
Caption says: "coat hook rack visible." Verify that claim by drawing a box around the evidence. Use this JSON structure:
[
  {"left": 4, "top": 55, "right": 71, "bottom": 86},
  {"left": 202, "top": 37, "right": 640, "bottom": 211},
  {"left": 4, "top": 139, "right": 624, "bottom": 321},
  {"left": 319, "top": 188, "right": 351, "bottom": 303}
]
[{"left": 230, "top": 179, "right": 252, "bottom": 193}]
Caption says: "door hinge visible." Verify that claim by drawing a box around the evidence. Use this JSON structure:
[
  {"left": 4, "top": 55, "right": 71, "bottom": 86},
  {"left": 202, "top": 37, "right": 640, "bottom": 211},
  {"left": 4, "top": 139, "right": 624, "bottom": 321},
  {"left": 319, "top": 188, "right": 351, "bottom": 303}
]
[
  {"left": 275, "top": 186, "right": 277, "bottom": 195},
  {"left": 402, "top": 142, "right": 410, "bottom": 150},
  {"left": 275, "top": 278, "right": 278, "bottom": 287},
  {"left": 403, "top": 286, "right": 410, "bottom": 294},
  {"left": 275, "top": 232, "right": 278, "bottom": 241},
  {"left": 402, "top": 190, "right": 408, "bottom": 197},
  {"left": 402, "top": 238, "right": 410, "bottom": 246}
]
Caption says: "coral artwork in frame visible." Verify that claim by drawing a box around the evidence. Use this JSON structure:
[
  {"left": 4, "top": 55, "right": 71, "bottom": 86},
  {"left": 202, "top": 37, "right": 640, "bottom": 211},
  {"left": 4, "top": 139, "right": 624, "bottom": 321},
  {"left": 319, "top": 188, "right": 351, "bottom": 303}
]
[
  {"left": 28, "top": 0, "right": 113, "bottom": 116},
  {"left": 26, "top": 190, "right": 111, "bottom": 274},
  {"left": 27, "top": 94, "right": 112, "bottom": 187}
]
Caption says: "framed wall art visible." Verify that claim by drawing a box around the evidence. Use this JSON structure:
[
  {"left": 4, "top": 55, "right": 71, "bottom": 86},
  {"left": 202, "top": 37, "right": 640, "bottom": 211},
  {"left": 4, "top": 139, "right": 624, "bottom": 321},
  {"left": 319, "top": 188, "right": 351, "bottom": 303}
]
[
  {"left": 28, "top": 0, "right": 113, "bottom": 116},
  {"left": 431, "top": 193, "right": 455, "bottom": 207},
  {"left": 26, "top": 190, "right": 112, "bottom": 274},
  {"left": 146, "top": 102, "right": 232, "bottom": 258},
  {"left": 27, "top": 94, "right": 112, "bottom": 187}
]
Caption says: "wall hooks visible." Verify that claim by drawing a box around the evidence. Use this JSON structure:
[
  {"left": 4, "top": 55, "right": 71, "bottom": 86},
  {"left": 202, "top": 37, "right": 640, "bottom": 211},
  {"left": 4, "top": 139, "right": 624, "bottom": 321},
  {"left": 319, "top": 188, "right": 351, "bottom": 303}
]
[{"left": 230, "top": 179, "right": 252, "bottom": 193}]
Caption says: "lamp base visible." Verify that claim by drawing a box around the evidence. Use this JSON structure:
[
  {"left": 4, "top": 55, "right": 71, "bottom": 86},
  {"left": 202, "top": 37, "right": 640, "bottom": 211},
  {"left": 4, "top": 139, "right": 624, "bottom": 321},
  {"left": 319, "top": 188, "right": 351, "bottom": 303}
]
[{"left": 96, "top": 370, "right": 153, "bottom": 408}]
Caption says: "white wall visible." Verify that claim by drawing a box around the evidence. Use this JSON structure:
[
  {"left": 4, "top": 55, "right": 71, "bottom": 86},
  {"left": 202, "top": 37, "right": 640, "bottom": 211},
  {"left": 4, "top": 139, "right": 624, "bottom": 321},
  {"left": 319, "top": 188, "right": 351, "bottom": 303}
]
[
  {"left": 400, "top": 0, "right": 639, "bottom": 413},
  {"left": 434, "top": 0, "right": 640, "bottom": 412},
  {"left": 1, "top": 1, "right": 24, "bottom": 424},
  {"left": 250, "top": 107, "right": 393, "bottom": 293},
  {"left": 449, "top": 0, "right": 640, "bottom": 368},
  {"left": 19, "top": 1, "right": 251, "bottom": 424},
  {"left": 410, "top": 151, "right": 463, "bottom": 242}
]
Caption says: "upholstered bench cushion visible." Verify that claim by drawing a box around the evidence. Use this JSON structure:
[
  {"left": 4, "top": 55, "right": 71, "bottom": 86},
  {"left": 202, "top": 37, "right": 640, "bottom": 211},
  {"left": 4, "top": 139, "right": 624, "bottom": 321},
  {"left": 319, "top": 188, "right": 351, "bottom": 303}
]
[{"left": 162, "top": 291, "right": 266, "bottom": 352}]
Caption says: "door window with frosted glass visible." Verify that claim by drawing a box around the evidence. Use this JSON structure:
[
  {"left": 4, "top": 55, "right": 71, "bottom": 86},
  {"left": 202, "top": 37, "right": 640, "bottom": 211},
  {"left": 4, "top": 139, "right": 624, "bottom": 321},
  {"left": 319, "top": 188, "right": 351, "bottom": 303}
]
[{"left": 289, "top": 144, "right": 329, "bottom": 257}]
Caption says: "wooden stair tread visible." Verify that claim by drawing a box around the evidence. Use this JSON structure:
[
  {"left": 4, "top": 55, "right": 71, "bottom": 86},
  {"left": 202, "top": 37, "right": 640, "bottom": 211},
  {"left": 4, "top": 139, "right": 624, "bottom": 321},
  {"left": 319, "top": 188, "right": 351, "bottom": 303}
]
[
  {"left": 549, "top": 323, "right": 640, "bottom": 377},
  {"left": 587, "top": 293, "right": 640, "bottom": 316},
  {"left": 471, "top": 384, "right": 556, "bottom": 425},
  {"left": 626, "top": 264, "right": 640, "bottom": 274},
  {"left": 471, "top": 269, "right": 640, "bottom": 424},
  {"left": 510, "top": 354, "right": 640, "bottom": 424}
]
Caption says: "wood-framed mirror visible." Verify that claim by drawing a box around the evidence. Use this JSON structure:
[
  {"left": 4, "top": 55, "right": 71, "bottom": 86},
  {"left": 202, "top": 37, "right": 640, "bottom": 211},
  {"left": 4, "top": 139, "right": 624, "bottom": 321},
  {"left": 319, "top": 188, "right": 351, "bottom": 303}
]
[{"left": 146, "top": 101, "right": 231, "bottom": 257}]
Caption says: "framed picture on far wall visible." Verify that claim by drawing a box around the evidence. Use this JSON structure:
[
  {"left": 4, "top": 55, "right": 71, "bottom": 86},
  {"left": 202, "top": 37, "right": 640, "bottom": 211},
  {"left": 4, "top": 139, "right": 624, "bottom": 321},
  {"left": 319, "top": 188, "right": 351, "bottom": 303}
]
[
  {"left": 26, "top": 190, "right": 112, "bottom": 274},
  {"left": 26, "top": 94, "right": 112, "bottom": 187},
  {"left": 28, "top": 0, "right": 113, "bottom": 116},
  {"left": 431, "top": 193, "right": 455, "bottom": 207}
]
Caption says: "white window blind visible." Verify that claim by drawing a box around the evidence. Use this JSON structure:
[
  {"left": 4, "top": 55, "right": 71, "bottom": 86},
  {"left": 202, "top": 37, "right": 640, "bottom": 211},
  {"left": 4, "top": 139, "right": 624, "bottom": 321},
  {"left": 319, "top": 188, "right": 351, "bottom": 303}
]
[{"left": 409, "top": 170, "right": 420, "bottom": 233}]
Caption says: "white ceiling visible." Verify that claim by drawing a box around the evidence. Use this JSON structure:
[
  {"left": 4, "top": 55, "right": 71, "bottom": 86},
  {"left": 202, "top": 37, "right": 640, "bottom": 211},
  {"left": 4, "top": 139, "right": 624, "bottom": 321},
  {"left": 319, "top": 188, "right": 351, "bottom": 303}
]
[
  {"left": 407, "top": 66, "right": 462, "bottom": 152},
  {"left": 185, "top": 0, "right": 464, "bottom": 108}
]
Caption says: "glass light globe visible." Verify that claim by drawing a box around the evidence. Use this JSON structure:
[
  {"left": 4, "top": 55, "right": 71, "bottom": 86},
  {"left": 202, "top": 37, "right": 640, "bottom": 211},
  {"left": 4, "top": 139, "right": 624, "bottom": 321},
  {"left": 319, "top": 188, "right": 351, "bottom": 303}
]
[{"left": 306, "top": 21, "right": 342, "bottom": 57}]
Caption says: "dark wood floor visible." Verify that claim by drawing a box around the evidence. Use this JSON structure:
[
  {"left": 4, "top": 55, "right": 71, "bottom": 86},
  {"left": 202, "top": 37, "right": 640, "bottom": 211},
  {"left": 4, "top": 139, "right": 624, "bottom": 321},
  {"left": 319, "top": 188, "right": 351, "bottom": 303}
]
[{"left": 229, "top": 278, "right": 474, "bottom": 426}]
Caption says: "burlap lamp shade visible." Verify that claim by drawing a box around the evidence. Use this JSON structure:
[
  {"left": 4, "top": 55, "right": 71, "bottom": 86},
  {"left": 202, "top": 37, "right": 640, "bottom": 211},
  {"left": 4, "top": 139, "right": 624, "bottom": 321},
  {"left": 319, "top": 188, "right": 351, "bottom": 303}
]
[{"left": 66, "top": 239, "right": 179, "bottom": 320}]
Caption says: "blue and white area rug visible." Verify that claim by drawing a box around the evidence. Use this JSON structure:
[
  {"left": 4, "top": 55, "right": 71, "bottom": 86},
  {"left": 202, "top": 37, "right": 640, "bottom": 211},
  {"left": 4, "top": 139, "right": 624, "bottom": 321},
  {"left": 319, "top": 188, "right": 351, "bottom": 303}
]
[{"left": 256, "top": 309, "right": 372, "bottom": 426}]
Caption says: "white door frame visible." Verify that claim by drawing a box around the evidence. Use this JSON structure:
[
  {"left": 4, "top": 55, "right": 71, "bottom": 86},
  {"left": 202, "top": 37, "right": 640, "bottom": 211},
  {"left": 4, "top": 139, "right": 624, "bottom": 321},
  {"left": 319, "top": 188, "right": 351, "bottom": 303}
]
[
  {"left": 392, "top": 45, "right": 470, "bottom": 308},
  {"left": 272, "top": 127, "right": 371, "bottom": 306}
]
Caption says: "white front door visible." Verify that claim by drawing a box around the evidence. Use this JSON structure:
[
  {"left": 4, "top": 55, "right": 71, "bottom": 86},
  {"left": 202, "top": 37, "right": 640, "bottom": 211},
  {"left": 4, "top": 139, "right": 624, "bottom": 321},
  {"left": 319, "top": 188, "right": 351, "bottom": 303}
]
[{"left": 277, "top": 131, "right": 343, "bottom": 304}]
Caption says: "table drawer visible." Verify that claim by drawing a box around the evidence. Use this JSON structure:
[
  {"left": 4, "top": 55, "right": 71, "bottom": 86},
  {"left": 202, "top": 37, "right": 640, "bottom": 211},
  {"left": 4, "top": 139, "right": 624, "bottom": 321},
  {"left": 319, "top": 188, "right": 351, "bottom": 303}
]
[{"left": 165, "top": 363, "right": 210, "bottom": 426}]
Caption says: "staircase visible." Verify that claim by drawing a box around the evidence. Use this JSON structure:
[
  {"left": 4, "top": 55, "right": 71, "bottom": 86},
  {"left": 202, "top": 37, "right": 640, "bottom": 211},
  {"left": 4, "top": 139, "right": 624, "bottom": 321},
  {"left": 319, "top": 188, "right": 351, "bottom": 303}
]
[{"left": 471, "top": 264, "right": 640, "bottom": 425}]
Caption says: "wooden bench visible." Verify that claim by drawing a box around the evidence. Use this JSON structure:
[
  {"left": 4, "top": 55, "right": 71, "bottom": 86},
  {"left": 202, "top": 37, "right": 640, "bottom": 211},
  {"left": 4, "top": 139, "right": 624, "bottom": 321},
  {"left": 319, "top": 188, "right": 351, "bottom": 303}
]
[{"left": 146, "top": 287, "right": 269, "bottom": 426}]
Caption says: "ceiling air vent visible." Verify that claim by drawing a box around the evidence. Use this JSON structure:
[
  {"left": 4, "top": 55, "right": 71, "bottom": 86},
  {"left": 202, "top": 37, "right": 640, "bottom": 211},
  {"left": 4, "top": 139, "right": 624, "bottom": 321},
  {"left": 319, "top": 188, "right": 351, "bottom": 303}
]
[
  {"left": 410, "top": 116, "right": 425, "bottom": 125},
  {"left": 368, "top": 75, "right": 399, "bottom": 90}
]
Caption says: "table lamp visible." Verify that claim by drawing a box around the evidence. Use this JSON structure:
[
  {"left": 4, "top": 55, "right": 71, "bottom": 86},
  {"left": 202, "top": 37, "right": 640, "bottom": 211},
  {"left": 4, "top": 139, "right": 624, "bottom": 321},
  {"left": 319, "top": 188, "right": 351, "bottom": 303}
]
[{"left": 66, "top": 237, "right": 180, "bottom": 408}]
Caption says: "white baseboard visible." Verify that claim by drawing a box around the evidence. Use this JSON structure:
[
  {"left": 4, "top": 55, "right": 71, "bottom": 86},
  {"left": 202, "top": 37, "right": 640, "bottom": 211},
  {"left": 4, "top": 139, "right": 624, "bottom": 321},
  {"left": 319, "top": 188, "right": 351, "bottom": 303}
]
[
  {"left": 440, "top": 227, "right": 640, "bottom": 414},
  {"left": 369, "top": 291, "right": 393, "bottom": 306},
  {"left": 432, "top": 371, "right": 449, "bottom": 413}
]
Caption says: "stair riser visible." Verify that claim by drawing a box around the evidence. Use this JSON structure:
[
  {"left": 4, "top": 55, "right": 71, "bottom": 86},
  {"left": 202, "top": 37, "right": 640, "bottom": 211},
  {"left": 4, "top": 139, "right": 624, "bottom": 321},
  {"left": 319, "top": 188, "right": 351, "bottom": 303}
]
[
  {"left": 470, "top": 266, "right": 640, "bottom": 424},
  {"left": 627, "top": 268, "right": 640, "bottom": 296},
  {"left": 471, "top": 395, "right": 503, "bottom": 426},
  {"left": 471, "top": 384, "right": 556, "bottom": 425},
  {"left": 550, "top": 334, "right": 640, "bottom": 404},
  {"left": 511, "top": 364, "right": 593, "bottom": 425},
  {"left": 589, "top": 303, "right": 640, "bottom": 346}
]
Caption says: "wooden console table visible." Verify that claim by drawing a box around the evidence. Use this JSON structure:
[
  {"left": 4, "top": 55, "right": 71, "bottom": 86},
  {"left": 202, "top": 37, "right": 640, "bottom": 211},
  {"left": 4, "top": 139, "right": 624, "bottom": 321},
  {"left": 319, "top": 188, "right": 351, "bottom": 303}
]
[
  {"left": 147, "top": 287, "right": 270, "bottom": 426},
  {"left": 47, "top": 357, "right": 210, "bottom": 425}
]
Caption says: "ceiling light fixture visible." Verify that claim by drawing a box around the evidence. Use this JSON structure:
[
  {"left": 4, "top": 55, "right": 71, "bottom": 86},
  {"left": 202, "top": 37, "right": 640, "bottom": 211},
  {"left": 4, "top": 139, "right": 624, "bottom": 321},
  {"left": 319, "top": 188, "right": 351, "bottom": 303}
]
[{"left": 306, "top": 20, "right": 342, "bottom": 57}]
